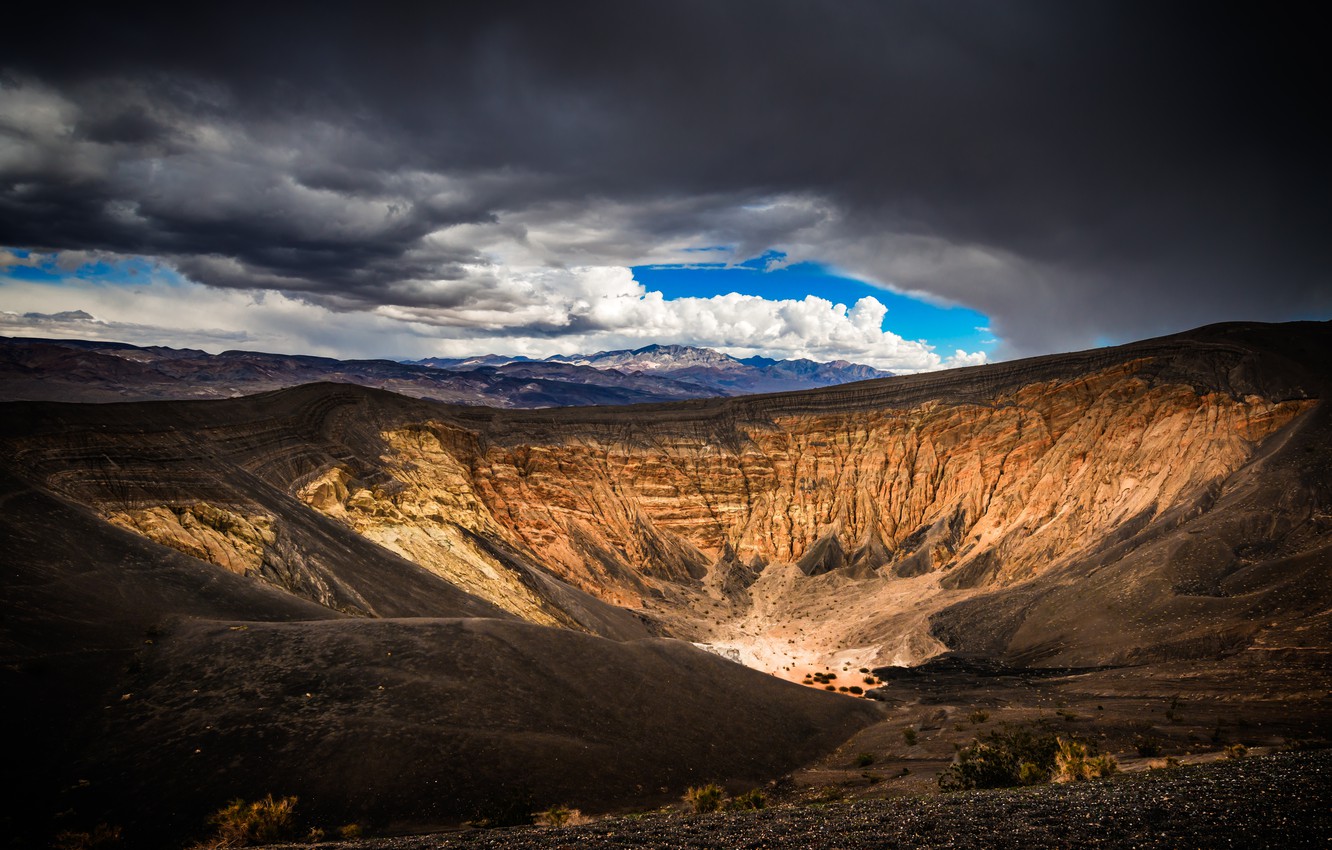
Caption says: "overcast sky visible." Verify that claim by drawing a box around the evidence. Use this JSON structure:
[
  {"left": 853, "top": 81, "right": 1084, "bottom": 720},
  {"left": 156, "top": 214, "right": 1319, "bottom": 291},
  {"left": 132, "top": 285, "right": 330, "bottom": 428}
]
[{"left": 1, "top": 2, "right": 1327, "bottom": 369}]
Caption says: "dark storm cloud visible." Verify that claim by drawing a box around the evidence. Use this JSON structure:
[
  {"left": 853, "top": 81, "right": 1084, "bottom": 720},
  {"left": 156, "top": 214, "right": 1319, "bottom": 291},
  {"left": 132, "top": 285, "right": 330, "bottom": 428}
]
[{"left": 2, "top": 1, "right": 1328, "bottom": 353}]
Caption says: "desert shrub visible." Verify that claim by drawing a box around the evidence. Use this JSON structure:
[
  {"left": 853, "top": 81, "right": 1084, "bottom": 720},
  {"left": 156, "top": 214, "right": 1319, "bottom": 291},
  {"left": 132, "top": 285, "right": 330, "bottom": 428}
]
[
  {"left": 1017, "top": 761, "right": 1046, "bottom": 786},
  {"left": 902, "top": 728, "right": 918, "bottom": 746},
  {"left": 854, "top": 752, "right": 875, "bottom": 767},
  {"left": 338, "top": 823, "right": 364, "bottom": 839},
  {"left": 469, "top": 793, "right": 535, "bottom": 828},
  {"left": 53, "top": 824, "right": 122, "bottom": 850},
  {"left": 684, "top": 784, "right": 725, "bottom": 813},
  {"left": 864, "top": 676, "right": 877, "bottom": 685},
  {"left": 1052, "top": 738, "right": 1118, "bottom": 782},
  {"left": 535, "top": 805, "right": 586, "bottom": 827},
  {"left": 849, "top": 686, "right": 863, "bottom": 695},
  {"left": 824, "top": 685, "right": 836, "bottom": 691},
  {"left": 938, "top": 728, "right": 1062, "bottom": 791},
  {"left": 723, "top": 789, "right": 766, "bottom": 811},
  {"left": 1223, "top": 743, "right": 1248, "bottom": 759},
  {"left": 970, "top": 710, "right": 990, "bottom": 724},
  {"left": 1093, "top": 755, "right": 1119, "bottom": 777},
  {"left": 197, "top": 795, "right": 298, "bottom": 847},
  {"left": 1135, "top": 735, "right": 1161, "bottom": 757}
]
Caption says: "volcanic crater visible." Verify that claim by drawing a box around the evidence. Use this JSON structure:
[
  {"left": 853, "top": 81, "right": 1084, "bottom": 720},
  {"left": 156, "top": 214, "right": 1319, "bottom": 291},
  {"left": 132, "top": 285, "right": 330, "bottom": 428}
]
[{"left": 3, "top": 321, "right": 1330, "bottom": 845}]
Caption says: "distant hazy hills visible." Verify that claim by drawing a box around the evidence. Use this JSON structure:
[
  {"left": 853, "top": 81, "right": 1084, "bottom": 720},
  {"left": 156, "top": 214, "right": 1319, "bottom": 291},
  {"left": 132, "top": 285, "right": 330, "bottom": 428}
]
[
  {"left": 0, "top": 337, "right": 892, "bottom": 405},
  {"left": 411, "top": 342, "right": 891, "bottom": 396}
]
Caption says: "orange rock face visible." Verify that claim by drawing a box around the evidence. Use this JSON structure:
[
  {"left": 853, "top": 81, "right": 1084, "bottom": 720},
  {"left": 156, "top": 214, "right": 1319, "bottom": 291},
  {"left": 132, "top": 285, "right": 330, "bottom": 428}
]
[{"left": 301, "top": 363, "right": 1309, "bottom": 628}]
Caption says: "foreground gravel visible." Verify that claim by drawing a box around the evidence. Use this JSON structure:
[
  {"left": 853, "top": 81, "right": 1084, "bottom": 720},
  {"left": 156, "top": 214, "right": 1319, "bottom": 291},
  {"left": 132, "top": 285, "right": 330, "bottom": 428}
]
[{"left": 297, "top": 750, "right": 1330, "bottom": 850}]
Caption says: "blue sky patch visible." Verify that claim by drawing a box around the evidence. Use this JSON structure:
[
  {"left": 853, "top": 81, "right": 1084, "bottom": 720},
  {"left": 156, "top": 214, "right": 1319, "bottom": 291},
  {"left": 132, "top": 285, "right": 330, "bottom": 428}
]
[{"left": 632, "top": 253, "right": 995, "bottom": 355}]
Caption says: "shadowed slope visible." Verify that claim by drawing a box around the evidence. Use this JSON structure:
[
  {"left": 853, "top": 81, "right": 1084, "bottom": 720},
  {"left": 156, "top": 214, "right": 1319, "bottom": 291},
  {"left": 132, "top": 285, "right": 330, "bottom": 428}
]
[
  {"left": 82, "top": 618, "right": 879, "bottom": 843},
  {"left": 0, "top": 462, "right": 877, "bottom": 845}
]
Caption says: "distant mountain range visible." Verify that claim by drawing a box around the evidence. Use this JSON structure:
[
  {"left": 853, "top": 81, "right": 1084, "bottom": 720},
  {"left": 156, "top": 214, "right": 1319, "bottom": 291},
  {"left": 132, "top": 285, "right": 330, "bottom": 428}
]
[
  {"left": 411, "top": 343, "right": 891, "bottom": 396},
  {"left": 0, "top": 337, "right": 892, "bottom": 406}
]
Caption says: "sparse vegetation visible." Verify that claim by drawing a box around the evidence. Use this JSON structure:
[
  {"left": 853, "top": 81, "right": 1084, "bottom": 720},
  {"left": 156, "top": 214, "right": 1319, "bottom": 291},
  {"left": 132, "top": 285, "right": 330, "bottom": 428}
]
[
  {"left": 970, "top": 710, "right": 990, "bottom": 724},
  {"left": 535, "top": 805, "right": 586, "bottom": 826},
  {"left": 1135, "top": 735, "right": 1162, "bottom": 757},
  {"left": 855, "top": 752, "right": 876, "bottom": 767},
  {"left": 684, "top": 784, "right": 725, "bottom": 813},
  {"left": 939, "top": 727, "right": 1061, "bottom": 791},
  {"left": 903, "top": 727, "right": 918, "bottom": 746},
  {"left": 338, "top": 823, "right": 364, "bottom": 839},
  {"left": 53, "top": 824, "right": 122, "bottom": 850},
  {"left": 940, "top": 728, "right": 1118, "bottom": 791},
  {"left": 468, "top": 793, "right": 536, "bottom": 828},
  {"left": 193, "top": 795, "right": 298, "bottom": 848},
  {"left": 1223, "top": 743, "right": 1248, "bottom": 759},
  {"left": 1052, "top": 738, "right": 1118, "bottom": 782},
  {"left": 723, "top": 789, "right": 766, "bottom": 811}
]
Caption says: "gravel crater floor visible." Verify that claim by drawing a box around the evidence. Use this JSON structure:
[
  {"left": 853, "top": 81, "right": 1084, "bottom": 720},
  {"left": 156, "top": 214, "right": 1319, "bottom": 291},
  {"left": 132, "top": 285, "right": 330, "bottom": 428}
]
[{"left": 287, "top": 749, "right": 1330, "bottom": 850}]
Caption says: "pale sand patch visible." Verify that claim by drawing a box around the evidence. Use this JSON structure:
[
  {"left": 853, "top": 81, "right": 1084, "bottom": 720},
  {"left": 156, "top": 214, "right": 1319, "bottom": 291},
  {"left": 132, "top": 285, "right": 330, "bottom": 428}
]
[{"left": 691, "top": 561, "right": 961, "bottom": 688}]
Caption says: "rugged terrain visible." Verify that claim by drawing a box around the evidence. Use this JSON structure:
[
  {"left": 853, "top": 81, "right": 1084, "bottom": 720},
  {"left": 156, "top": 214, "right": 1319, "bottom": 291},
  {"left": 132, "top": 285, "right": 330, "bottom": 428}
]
[
  {"left": 0, "top": 337, "right": 888, "bottom": 406},
  {"left": 2, "top": 320, "right": 1329, "bottom": 846},
  {"left": 273, "top": 750, "right": 1332, "bottom": 849},
  {"left": 417, "top": 343, "right": 891, "bottom": 396}
]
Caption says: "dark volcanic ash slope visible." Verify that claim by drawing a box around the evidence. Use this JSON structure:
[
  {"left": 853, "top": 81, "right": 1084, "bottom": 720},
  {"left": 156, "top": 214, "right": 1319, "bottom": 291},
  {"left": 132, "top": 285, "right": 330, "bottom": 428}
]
[
  {"left": 0, "top": 386, "right": 880, "bottom": 845},
  {"left": 89, "top": 618, "right": 874, "bottom": 841}
]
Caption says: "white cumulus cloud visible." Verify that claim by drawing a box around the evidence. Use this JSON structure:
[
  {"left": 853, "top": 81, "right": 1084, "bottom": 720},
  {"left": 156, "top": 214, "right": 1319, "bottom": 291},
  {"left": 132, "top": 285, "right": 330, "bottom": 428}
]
[{"left": 0, "top": 254, "right": 986, "bottom": 372}]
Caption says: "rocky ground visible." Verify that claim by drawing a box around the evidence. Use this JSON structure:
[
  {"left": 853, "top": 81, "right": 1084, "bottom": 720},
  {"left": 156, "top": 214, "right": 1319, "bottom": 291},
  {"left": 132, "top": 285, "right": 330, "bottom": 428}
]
[{"left": 284, "top": 750, "right": 1329, "bottom": 849}]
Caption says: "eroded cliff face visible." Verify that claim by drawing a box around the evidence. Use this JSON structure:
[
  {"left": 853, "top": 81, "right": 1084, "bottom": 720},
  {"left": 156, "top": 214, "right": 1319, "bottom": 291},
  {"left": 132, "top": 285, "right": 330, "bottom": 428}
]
[
  {"left": 288, "top": 362, "right": 1311, "bottom": 669},
  {"left": 107, "top": 504, "right": 276, "bottom": 576},
  {"left": 295, "top": 432, "right": 571, "bottom": 626}
]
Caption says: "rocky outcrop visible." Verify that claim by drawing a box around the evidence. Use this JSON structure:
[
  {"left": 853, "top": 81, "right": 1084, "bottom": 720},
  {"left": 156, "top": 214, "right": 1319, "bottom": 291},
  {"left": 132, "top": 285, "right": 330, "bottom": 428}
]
[{"left": 106, "top": 503, "right": 276, "bottom": 576}]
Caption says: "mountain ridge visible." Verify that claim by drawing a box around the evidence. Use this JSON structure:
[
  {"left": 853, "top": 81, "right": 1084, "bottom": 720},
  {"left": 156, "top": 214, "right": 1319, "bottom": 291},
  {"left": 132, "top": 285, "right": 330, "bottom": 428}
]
[
  {"left": 413, "top": 341, "right": 895, "bottom": 395},
  {"left": 0, "top": 336, "right": 893, "bottom": 405}
]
